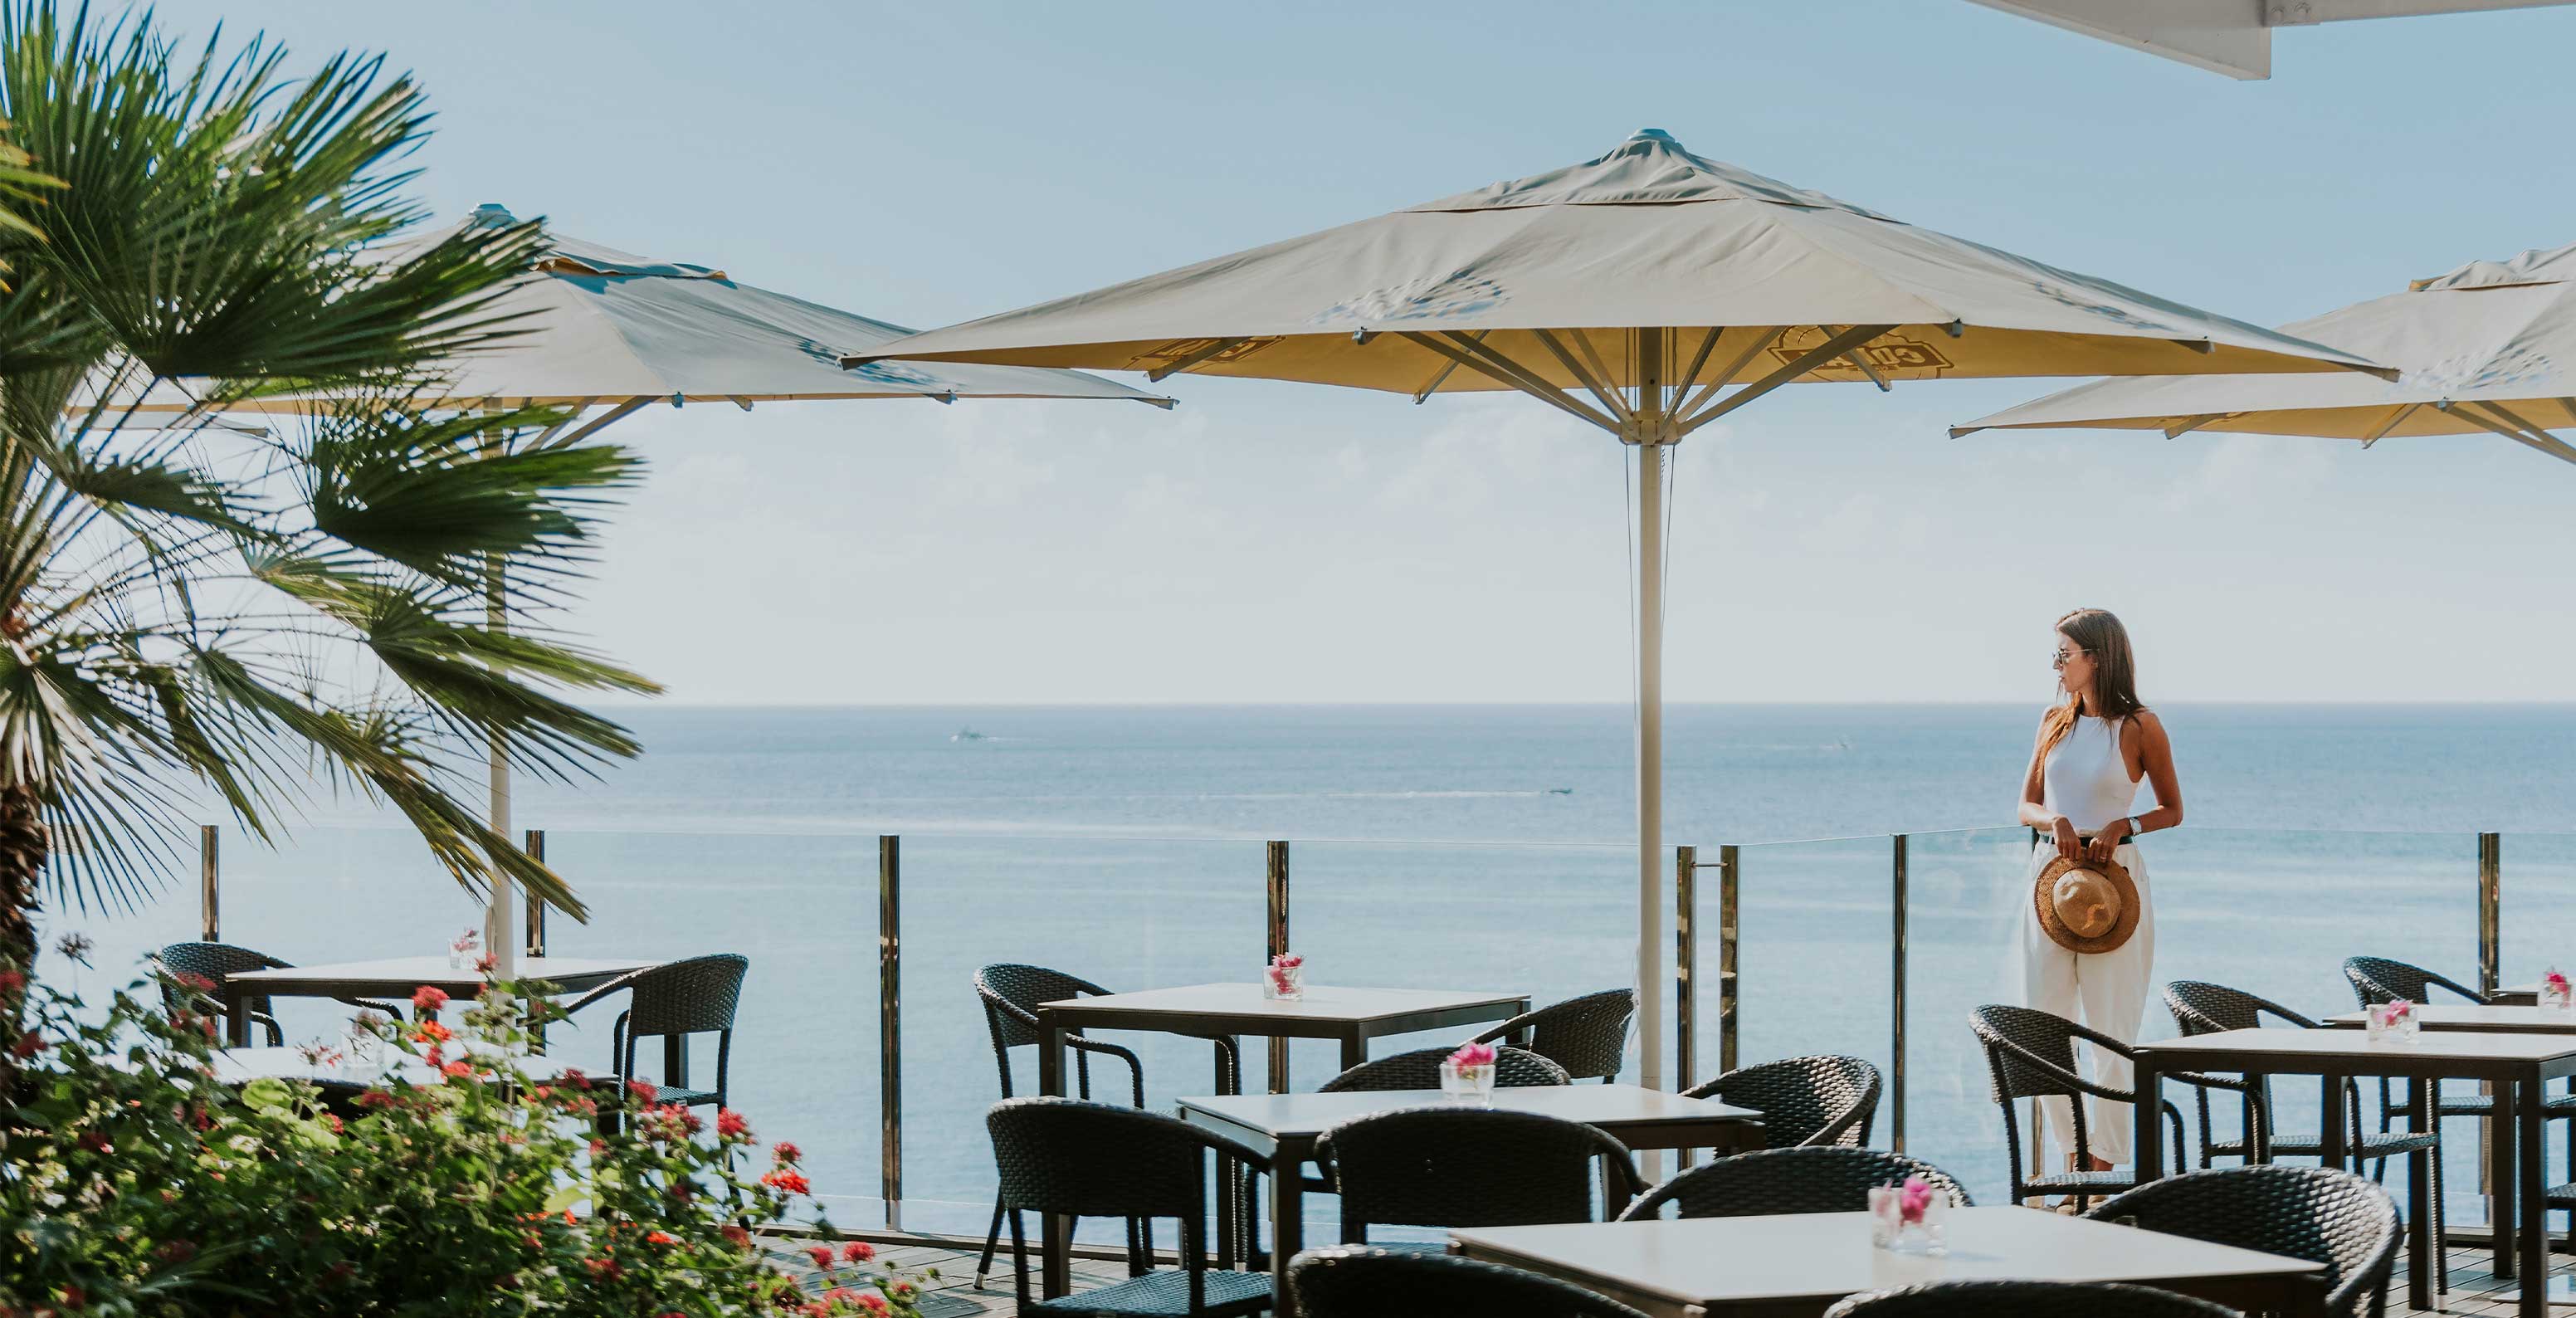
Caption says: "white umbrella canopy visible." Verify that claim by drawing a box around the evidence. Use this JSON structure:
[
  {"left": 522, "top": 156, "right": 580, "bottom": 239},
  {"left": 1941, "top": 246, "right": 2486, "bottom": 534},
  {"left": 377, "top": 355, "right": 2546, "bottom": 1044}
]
[
  {"left": 115, "top": 207, "right": 1168, "bottom": 973},
  {"left": 856, "top": 128, "right": 2387, "bottom": 1104},
  {"left": 1954, "top": 240, "right": 2576, "bottom": 465}
]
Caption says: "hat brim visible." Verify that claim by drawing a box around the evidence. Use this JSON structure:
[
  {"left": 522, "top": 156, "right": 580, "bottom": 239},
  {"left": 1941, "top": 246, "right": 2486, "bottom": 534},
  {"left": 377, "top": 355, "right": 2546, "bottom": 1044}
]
[{"left": 2033, "top": 852, "right": 2142, "bottom": 955}]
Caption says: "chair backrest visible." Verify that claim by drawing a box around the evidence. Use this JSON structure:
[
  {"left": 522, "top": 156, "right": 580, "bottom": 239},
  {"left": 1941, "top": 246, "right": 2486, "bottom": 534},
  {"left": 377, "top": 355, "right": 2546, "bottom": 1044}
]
[
  {"left": 2164, "top": 980, "right": 2318, "bottom": 1034},
  {"left": 1473, "top": 988, "right": 1634, "bottom": 1081},
  {"left": 1288, "top": 1247, "right": 1654, "bottom": 1318},
  {"left": 2344, "top": 955, "right": 2479, "bottom": 1008},
  {"left": 2084, "top": 1165, "right": 2399, "bottom": 1318},
  {"left": 1683, "top": 1054, "right": 1881, "bottom": 1149},
  {"left": 623, "top": 954, "right": 748, "bottom": 1037},
  {"left": 1617, "top": 1146, "right": 1971, "bottom": 1221},
  {"left": 986, "top": 1096, "right": 1251, "bottom": 1221},
  {"left": 1320, "top": 1045, "right": 1569, "bottom": 1093},
  {"left": 1968, "top": 1003, "right": 2099, "bottom": 1102},
  {"left": 975, "top": 963, "right": 1114, "bottom": 1052},
  {"left": 1824, "top": 1280, "right": 2239, "bottom": 1317},
  {"left": 1318, "top": 1106, "right": 1635, "bottom": 1231},
  {"left": 153, "top": 941, "right": 285, "bottom": 1014}
]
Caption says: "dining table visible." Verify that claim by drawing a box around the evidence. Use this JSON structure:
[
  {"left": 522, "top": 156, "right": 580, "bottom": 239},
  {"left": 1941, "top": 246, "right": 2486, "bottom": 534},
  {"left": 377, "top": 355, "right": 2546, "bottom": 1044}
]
[
  {"left": 1448, "top": 1206, "right": 2330, "bottom": 1317},
  {"left": 1183, "top": 1084, "right": 1764, "bottom": 1318},
  {"left": 217, "top": 954, "right": 660, "bottom": 1048}
]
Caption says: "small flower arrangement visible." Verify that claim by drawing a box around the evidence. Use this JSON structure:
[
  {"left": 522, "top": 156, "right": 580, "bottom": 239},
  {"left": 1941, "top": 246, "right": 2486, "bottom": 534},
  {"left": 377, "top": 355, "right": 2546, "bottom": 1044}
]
[
  {"left": 2544, "top": 969, "right": 2572, "bottom": 1013},
  {"left": 2368, "top": 997, "right": 2420, "bottom": 1042},
  {"left": 448, "top": 925, "right": 481, "bottom": 970},
  {"left": 1440, "top": 1040, "right": 1498, "bottom": 1103},
  {"left": 1264, "top": 952, "right": 1305, "bottom": 1002},
  {"left": 1868, "top": 1176, "right": 1945, "bottom": 1253}
]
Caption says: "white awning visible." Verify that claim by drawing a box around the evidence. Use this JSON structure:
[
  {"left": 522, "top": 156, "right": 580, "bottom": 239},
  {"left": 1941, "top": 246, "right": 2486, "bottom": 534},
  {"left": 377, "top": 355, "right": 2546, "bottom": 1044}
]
[{"left": 1965, "top": 0, "right": 2574, "bottom": 78}]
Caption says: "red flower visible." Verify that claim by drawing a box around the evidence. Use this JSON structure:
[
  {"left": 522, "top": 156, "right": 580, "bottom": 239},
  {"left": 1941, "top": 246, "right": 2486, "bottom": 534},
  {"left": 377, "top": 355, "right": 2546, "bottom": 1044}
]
[
  {"left": 475, "top": 952, "right": 498, "bottom": 974},
  {"left": 646, "top": 1231, "right": 677, "bottom": 1246},
  {"left": 720, "top": 1223, "right": 753, "bottom": 1250},
  {"left": 355, "top": 1089, "right": 394, "bottom": 1109},
  {"left": 840, "top": 1240, "right": 875, "bottom": 1263},
  {"left": 761, "top": 1168, "right": 812, "bottom": 1196},
  {"left": 442, "top": 1060, "right": 475, "bottom": 1079},
  {"left": 803, "top": 1303, "right": 831, "bottom": 1318},
  {"left": 583, "top": 1256, "right": 623, "bottom": 1279},
  {"left": 588, "top": 1138, "right": 608, "bottom": 1156},
  {"left": 806, "top": 1244, "right": 837, "bottom": 1271},
  {"left": 854, "top": 1294, "right": 890, "bottom": 1316},
  {"left": 77, "top": 1130, "right": 111, "bottom": 1154},
  {"left": 0, "top": 969, "right": 22, "bottom": 995},
  {"left": 887, "top": 1281, "right": 915, "bottom": 1299},
  {"left": 154, "top": 1239, "right": 198, "bottom": 1264},
  {"left": 412, "top": 1019, "right": 453, "bottom": 1043},
  {"left": 57, "top": 1285, "right": 85, "bottom": 1309},
  {"left": 423, "top": 1046, "right": 446, "bottom": 1070},
  {"left": 12, "top": 1030, "right": 42, "bottom": 1058},
  {"left": 773, "top": 1140, "right": 803, "bottom": 1164},
  {"left": 411, "top": 984, "right": 449, "bottom": 1013},
  {"left": 172, "top": 971, "right": 216, "bottom": 993},
  {"left": 562, "top": 1067, "right": 590, "bottom": 1089},
  {"left": 627, "top": 1078, "right": 657, "bottom": 1103},
  {"left": 716, "top": 1108, "right": 751, "bottom": 1138}
]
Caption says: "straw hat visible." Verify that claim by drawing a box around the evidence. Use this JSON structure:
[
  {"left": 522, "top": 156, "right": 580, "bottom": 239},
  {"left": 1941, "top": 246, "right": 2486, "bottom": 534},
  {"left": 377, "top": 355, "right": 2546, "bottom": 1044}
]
[{"left": 2032, "top": 853, "right": 2141, "bottom": 954}]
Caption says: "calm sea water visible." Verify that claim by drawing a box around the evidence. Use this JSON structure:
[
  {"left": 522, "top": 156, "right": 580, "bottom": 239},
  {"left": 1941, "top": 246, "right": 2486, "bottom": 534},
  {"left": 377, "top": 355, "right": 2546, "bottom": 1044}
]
[{"left": 32, "top": 703, "right": 2576, "bottom": 1229}]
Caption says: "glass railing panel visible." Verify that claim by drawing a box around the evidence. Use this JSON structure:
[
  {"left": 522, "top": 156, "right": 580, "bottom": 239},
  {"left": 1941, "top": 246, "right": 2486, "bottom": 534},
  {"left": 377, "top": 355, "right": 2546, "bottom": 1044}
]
[
  {"left": 1690, "top": 834, "right": 1897, "bottom": 1117},
  {"left": 1900, "top": 826, "right": 2051, "bottom": 1206},
  {"left": 2500, "top": 832, "right": 2576, "bottom": 994},
  {"left": 899, "top": 832, "right": 1263, "bottom": 1240}
]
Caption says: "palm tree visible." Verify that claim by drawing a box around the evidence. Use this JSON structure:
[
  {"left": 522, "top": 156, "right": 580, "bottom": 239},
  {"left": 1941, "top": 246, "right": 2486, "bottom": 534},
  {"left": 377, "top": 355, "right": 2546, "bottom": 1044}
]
[{"left": 0, "top": 2, "right": 656, "bottom": 1028}]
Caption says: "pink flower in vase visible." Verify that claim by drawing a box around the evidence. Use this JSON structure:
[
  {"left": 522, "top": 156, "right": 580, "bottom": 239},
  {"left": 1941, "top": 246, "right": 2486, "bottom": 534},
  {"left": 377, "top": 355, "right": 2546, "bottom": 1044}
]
[
  {"left": 2547, "top": 969, "right": 2569, "bottom": 996},
  {"left": 1896, "top": 1175, "right": 1935, "bottom": 1226},
  {"left": 1447, "top": 1041, "right": 1498, "bottom": 1071},
  {"left": 1272, "top": 953, "right": 1304, "bottom": 969},
  {"left": 2386, "top": 998, "right": 2413, "bottom": 1023},
  {"left": 452, "top": 928, "right": 480, "bottom": 954}
]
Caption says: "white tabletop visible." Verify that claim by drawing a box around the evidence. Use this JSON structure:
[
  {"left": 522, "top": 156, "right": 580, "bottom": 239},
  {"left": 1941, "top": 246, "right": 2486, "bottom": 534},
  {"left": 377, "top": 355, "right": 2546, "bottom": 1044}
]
[
  {"left": 2136, "top": 1025, "right": 2576, "bottom": 1062},
  {"left": 1181, "top": 1084, "right": 1761, "bottom": 1140},
  {"left": 226, "top": 955, "right": 656, "bottom": 992},
  {"left": 1039, "top": 982, "right": 1523, "bottom": 1023},
  {"left": 1451, "top": 1207, "right": 2322, "bottom": 1311},
  {"left": 2324, "top": 1004, "right": 2576, "bottom": 1032}
]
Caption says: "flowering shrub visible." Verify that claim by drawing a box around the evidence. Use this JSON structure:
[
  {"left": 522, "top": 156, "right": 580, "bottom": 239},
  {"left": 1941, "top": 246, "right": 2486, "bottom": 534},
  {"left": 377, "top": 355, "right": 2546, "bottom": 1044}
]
[{"left": 0, "top": 966, "right": 923, "bottom": 1316}]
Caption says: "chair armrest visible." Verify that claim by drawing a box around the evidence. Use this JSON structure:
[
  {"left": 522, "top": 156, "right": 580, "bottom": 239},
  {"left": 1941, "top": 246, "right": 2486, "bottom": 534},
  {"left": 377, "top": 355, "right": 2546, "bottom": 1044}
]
[{"left": 1981, "top": 1032, "right": 2139, "bottom": 1104}]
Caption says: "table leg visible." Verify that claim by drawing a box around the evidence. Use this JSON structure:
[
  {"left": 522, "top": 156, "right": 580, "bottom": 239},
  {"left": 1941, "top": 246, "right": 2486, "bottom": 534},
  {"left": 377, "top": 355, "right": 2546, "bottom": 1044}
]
[
  {"left": 1213, "top": 1040, "right": 1238, "bottom": 1270},
  {"left": 223, "top": 991, "right": 251, "bottom": 1048},
  {"left": 1339, "top": 1032, "right": 1364, "bottom": 1075},
  {"left": 2319, "top": 1071, "right": 2348, "bottom": 1172},
  {"left": 663, "top": 1033, "right": 686, "bottom": 1091},
  {"left": 2497, "top": 1078, "right": 2520, "bottom": 1281},
  {"left": 2520, "top": 1076, "right": 2548, "bottom": 1318},
  {"left": 1037, "top": 1016, "right": 1071, "bottom": 1299},
  {"left": 2133, "top": 1057, "right": 2164, "bottom": 1184},
  {"left": 2408, "top": 1076, "right": 2434, "bottom": 1314},
  {"left": 1271, "top": 1144, "right": 1305, "bottom": 1318}
]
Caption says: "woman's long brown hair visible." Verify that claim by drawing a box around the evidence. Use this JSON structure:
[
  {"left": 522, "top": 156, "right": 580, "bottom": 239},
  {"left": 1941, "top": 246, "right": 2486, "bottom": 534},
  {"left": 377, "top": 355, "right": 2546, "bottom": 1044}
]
[{"left": 2041, "top": 607, "right": 2146, "bottom": 758}]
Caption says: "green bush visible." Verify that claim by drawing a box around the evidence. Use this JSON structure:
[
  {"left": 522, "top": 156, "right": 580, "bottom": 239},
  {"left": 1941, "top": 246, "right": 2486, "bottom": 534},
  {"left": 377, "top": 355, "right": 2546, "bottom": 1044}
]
[{"left": 0, "top": 963, "right": 924, "bottom": 1316}]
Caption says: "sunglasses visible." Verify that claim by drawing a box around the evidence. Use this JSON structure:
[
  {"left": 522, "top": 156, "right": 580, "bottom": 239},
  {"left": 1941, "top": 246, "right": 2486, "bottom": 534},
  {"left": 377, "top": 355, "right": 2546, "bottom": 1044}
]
[{"left": 2052, "top": 647, "right": 2091, "bottom": 669}]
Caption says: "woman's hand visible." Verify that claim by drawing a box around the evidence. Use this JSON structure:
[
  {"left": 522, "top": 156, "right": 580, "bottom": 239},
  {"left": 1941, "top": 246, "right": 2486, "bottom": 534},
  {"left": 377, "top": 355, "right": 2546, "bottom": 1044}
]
[
  {"left": 2085, "top": 819, "right": 2129, "bottom": 865},
  {"left": 2052, "top": 815, "right": 2081, "bottom": 861}
]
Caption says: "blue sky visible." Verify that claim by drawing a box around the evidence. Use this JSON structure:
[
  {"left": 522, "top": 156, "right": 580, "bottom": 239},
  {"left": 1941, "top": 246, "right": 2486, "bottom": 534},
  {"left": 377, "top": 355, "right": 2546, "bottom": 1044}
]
[{"left": 154, "top": 0, "right": 2576, "bottom": 704}]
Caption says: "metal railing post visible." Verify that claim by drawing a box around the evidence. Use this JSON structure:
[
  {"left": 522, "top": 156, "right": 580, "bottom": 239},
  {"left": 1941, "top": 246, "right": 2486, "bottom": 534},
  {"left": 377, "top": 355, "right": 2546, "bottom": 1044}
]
[
  {"left": 879, "top": 835, "right": 902, "bottom": 1232},
  {"left": 1891, "top": 832, "right": 1909, "bottom": 1154},
  {"left": 2480, "top": 832, "right": 2501, "bottom": 998},
  {"left": 1717, "top": 844, "right": 1739, "bottom": 1076},
  {"left": 1676, "top": 845, "right": 1696, "bottom": 1091},
  {"left": 198, "top": 825, "right": 219, "bottom": 942},
  {"left": 521, "top": 830, "right": 547, "bottom": 959},
  {"left": 1266, "top": 840, "right": 1290, "bottom": 1093}
]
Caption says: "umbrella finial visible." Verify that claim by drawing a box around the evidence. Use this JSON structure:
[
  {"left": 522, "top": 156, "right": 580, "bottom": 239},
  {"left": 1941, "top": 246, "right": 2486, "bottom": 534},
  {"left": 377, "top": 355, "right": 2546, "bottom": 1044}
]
[
  {"left": 1631, "top": 127, "right": 1676, "bottom": 143},
  {"left": 470, "top": 203, "right": 518, "bottom": 227}
]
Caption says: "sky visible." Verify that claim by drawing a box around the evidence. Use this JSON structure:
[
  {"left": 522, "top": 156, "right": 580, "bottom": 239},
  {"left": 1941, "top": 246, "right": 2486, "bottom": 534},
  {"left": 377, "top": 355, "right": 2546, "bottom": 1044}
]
[{"left": 148, "top": 0, "right": 2576, "bottom": 705}]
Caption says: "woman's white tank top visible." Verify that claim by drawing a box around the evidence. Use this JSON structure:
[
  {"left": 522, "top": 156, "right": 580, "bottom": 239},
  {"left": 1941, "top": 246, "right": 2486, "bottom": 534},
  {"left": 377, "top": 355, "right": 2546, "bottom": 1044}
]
[{"left": 2042, "top": 715, "right": 2141, "bottom": 833}]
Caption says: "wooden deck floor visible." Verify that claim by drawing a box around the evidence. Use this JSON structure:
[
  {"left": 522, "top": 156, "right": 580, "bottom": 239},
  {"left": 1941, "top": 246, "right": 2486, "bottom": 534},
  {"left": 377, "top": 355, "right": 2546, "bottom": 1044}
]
[{"left": 778, "top": 1232, "right": 2576, "bottom": 1316}]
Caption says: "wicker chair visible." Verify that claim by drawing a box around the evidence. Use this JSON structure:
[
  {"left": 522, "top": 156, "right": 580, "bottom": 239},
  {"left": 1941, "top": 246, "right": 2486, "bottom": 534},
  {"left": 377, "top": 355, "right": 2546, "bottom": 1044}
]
[
  {"left": 562, "top": 953, "right": 746, "bottom": 1109},
  {"left": 987, "top": 1098, "right": 1271, "bottom": 1318},
  {"left": 2345, "top": 955, "right": 2576, "bottom": 1121},
  {"left": 152, "top": 941, "right": 400, "bottom": 1046},
  {"left": 1317, "top": 1106, "right": 1648, "bottom": 1245},
  {"left": 2085, "top": 1165, "right": 2400, "bottom": 1318},
  {"left": 1824, "top": 1281, "right": 2239, "bottom": 1317},
  {"left": 1968, "top": 1004, "right": 2193, "bottom": 1210},
  {"left": 1470, "top": 988, "right": 1634, "bottom": 1081},
  {"left": 2164, "top": 982, "right": 2445, "bottom": 1175},
  {"left": 1288, "top": 1247, "right": 1653, "bottom": 1318},
  {"left": 973, "top": 964, "right": 1246, "bottom": 1283},
  {"left": 1682, "top": 1054, "right": 1881, "bottom": 1149},
  {"left": 1320, "top": 1044, "right": 1569, "bottom": 1092},
  {"left": 1617, "top": 1145, "right": 1970, "bottom": 1221}
]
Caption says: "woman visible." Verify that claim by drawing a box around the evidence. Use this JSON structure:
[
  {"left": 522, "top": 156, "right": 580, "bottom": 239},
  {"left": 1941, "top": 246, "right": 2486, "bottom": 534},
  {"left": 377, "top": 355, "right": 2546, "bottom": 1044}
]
[{"left": 2015, "top": 607, "right": 2183, "bottom": 1173}]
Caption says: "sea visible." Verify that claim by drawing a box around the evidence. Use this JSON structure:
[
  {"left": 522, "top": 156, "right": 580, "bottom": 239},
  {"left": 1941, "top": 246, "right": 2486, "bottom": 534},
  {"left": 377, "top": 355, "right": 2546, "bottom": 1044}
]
[{"left": 29, "top": 702, "right": 2576, "bottom": 1233}]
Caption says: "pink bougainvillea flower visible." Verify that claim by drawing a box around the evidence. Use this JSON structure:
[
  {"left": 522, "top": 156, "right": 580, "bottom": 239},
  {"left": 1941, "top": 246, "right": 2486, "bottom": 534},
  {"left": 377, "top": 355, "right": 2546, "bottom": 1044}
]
[
  {"left": 1271, "top": 952, "right": 1303, "bottom": 969},
  {"left": 841, "top": 1241, "right": 876, "bottom": 1263},
  {"left": 1447, "top": 1041, "right": 1497, "bottom": 1070},
  {"left": 773, "top": 1140, "right": 803, "bottom": 1164},
  {"left": 1897, "top": 1175, "right": 1935, "bottom": 1224}
]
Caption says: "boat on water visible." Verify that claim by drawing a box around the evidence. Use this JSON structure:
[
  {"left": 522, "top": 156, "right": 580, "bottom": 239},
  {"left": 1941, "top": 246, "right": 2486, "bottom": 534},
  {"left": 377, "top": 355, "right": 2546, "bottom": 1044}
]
[{"left": 951, "top": 727, "right": 987, "bottom": 743}]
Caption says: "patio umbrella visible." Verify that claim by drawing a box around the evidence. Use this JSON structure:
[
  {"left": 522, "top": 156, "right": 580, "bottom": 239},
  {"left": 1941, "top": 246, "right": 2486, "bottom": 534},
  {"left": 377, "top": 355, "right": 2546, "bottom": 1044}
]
[
  {"left": 851, "top": 128, "right": 2388, "bottom": 1096},
  {"left": 1952, "top": 238, "right": 2576, "bottom": 466},
  {"left": 133, "top": 205, "right": 1170, "bottom": 973}
]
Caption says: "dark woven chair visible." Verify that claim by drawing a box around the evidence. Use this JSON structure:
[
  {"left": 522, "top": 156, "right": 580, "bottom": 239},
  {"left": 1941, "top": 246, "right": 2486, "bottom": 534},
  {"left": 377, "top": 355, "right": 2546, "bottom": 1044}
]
[
  {"left": 152, "top": 941, "right": 400, "bottom": 1046},
  {"left": 1824, "top": 1280, "right": 2238, "bottom": 1317},
  {"left": 1470, "top": 988, "right": 1634, "bottom": 1081},
  {"left": 1319, "top": 1044, "right": 1569, "bottom": 1092},
  {"left": 1288, "top": 1247, "right": 1653, "bottom": 1318},
  {"left": 1617, "top": 1145, "right": 1970, "bottom": 1221},
  {"left": 2086, "top": 1164, "right": 2400, "bottom": 1318},
  {"left": 562, "top": 953, "right": 746, "bottom": 1109},
  {"left": 2164, "top": 981, "right": 2445, "bottom": 1182},
  {"left": 1969, "top": 1003, "right": 2193, "bottom": 1211},
  {"left": 1682, "top": 1054, "right": 1881, "bottom": 1149},
  {"left": 974, "top": 964, "right": 1247, "bottom": 1283},
  {"left": 1317, "top": 1106, "right": 1648, "bottom": 1246},
  {"left": 987, "top": 1098, "right": 1271, "bottom": 1318}
]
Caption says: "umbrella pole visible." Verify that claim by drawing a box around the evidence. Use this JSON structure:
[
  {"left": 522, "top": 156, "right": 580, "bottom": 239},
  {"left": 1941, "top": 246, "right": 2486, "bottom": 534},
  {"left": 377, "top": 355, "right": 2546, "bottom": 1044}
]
[
  {"left": 1635, "top": 329, "right": 1670, "bottom": 1130},
  {"left": 484, "top": 554, "right": 518, "bottom": 978}
]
